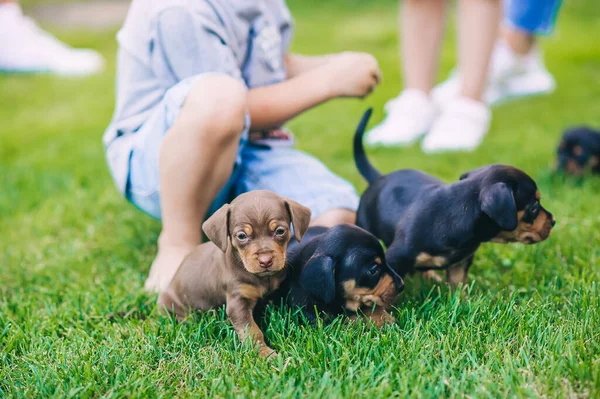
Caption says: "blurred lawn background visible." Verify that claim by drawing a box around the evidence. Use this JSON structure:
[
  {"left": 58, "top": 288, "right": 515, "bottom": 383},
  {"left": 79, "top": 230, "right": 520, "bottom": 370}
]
[{"left": 1, "top": 0, "right": 599, "bottom": 397}]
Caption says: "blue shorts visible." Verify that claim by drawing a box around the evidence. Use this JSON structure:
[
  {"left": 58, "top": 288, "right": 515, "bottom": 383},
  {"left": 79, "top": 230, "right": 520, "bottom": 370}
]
[
  {"left": 504, "top": 0, "right": 563, "bottom": 36},
  {"left": 125, "top": 74, "right": 359, "bottom": 220}
]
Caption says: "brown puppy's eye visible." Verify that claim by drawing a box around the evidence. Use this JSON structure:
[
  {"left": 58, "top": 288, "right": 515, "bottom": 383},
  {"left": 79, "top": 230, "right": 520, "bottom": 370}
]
[
  {"left": 275, "top": 227, "right": 286, "bottom": 236},
  {"left": 236, "top": 232, "right": 248, "bottom": 241}
]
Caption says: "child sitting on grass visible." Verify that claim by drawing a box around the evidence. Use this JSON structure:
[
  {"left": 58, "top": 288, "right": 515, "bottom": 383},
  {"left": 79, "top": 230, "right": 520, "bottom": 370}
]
[{"left": 103, "top": 0, "right": 382, "bottom": 292}]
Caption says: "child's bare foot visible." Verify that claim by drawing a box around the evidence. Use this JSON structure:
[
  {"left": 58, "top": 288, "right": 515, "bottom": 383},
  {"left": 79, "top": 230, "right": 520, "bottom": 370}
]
[{"left": 144, "top": 235, "right": 197, "bottom": 293}]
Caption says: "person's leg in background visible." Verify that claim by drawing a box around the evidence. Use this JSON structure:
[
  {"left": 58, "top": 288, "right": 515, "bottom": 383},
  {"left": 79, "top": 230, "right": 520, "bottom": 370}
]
[
  {"left": 456, "top": 0, "right": 502, "bottom": 102},
  {"left": 433, "top": 0, "right": 563, "bottom": 106},
  {"left": 366, "top": 0, "right": 446, "bottom": 146},
  {"left": 502, "top": 27, "right": 535, "bottom": 56},
  {"left": 366, "top": 0, "right": 501, "bottom": 152},
  {"left": 422, "top": 0, "right": 501, "bottom": 152},
  {"left": 0, "top": 0, "right": 104, "bottom": 75},
  {"left": 401, "top": 0, "right": 447, "bottom": 95},
  {"left": 488, "top": 0, "right": 563, "bottom": 102}
]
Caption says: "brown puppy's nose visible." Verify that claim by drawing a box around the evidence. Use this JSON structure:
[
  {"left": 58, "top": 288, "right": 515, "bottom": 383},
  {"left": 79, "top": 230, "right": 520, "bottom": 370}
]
[
  {"left": 258, "top": 254, "right": 274, "bottom": 269},
  {"left": 551, "top": 218, "right": 556, "bottom": 227}
]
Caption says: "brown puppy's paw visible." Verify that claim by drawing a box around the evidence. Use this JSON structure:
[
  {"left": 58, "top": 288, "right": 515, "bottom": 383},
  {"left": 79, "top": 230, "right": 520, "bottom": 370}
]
[
  {"left": 258, "top": 346, "right": 278, "bottom": 360},
  {"left": 421, "top": 270, "right": 443, "bottom": 283},
  {"left": 157, "top": 289, "right": 188, "bottom": 320}
]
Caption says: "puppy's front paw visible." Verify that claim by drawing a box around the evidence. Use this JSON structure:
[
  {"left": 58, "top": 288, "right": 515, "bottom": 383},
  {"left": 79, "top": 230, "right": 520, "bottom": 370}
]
[
  {"left": 369, "top": 309, "right": 395, "bottom": 328},
  {"left": 421, "top": 270, "right": 443, "bottom": 283},
  {"left": 351, "top": 307, "right": 396, "bottom": 328},
  {"left": 258, "top": 346, "right": 278, "bottom": 360},
  {"left": 361, "top": 295, "right": 380, "bottom": 307}
]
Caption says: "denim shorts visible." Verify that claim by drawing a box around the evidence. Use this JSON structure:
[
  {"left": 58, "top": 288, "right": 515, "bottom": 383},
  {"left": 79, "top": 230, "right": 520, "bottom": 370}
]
[
  {"left": 125, "top": 73, "right": 359, "bottom": 220},
  {"left": 504, "top": 0, "right": 563, "bottom": 35}
]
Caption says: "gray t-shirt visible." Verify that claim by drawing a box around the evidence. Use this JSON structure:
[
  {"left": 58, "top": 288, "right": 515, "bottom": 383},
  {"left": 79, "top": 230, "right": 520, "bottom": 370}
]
[{"left": 103, "top": 0, "right": 293, "bottom": 193}]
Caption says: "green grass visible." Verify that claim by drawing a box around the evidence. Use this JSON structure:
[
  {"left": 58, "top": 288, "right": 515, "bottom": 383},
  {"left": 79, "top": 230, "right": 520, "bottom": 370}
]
[{"left": 2, "top": 0, "right": 600, "bottom": 397}]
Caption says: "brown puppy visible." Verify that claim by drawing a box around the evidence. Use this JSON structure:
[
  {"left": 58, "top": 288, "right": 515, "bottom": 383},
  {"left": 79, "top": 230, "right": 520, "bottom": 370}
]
[{"left": 157, "top": 190, "right": 311, "bottom": 358}]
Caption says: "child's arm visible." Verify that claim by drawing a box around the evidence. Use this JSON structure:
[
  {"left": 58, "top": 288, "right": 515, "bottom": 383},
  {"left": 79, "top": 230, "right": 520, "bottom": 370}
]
[
  {"left": 248, "top": 52, "right": 381, "bottom": 131},
  {"left": 284, "top": 54, "right": 333, "bottom": 78}
]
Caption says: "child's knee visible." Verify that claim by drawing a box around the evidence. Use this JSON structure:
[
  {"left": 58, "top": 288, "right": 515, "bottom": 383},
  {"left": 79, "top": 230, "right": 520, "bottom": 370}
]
[{"left": 179, "top": 75, "right": 247, "bottom": 145}]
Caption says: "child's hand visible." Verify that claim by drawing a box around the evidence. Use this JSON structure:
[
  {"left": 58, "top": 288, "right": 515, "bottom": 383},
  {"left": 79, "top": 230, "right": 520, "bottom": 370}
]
[{"left": 324, "top": 52, "right": 382, "bottom": 98}]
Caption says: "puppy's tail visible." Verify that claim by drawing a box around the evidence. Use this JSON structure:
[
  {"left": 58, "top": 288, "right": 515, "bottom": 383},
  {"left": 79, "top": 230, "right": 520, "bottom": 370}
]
[{"left": 353, "top": 108, "right": 382, "bottom": 184}]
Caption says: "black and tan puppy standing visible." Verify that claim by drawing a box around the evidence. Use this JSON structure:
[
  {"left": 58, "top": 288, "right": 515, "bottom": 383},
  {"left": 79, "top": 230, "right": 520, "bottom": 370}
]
[
  {"left": 556, "top": 126, "right": 600, "bottom": 175},
  {"left": 275, "top": 224, "right": 404, "bottom": 327},
  {"left": 158, "top": 190, "right": 311, "bottom": 358},
  {"left": 353, "top": 109, "right": 555, "bottom": 286}
]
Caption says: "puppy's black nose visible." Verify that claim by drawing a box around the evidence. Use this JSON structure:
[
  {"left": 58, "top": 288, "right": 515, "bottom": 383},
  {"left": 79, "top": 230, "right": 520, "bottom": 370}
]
[
  {"left": 392, "top": 276, "right": 404, "bottom": 292},
  {"left": 396, "top": 280, "right": 404, "bottom": 293},
  {"left": 258, "top": 254, "right": 274, "bottom": 269},
  {"left": 551, "top": 218, "right": 556, "bottom": 227}
]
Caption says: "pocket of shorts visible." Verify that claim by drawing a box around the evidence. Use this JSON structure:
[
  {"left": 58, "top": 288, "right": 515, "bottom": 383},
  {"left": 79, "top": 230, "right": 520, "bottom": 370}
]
[
  {"left": 126, "top": 143, "right": 161, "bottom": 200},
  {"left": 127, "top": 183, "right": 159, "bottom": 200},
  {"left": 126, "top": 180, "right": 162, "bottom": 219}
]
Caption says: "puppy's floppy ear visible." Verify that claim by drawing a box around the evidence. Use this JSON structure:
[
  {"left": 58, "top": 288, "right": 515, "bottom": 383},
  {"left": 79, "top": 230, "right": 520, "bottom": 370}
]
[
  {"left": 284, "top": 198, "right": 312, "bottom": 242},
  {"left": 300, "top": 255, "right": 335, "bottom": 304},
  {"left": 202, "top": 204, "right": 231, "bottom": 252},
  {"left": 480, "top": 182, "right": 518, "bottom": 231}
]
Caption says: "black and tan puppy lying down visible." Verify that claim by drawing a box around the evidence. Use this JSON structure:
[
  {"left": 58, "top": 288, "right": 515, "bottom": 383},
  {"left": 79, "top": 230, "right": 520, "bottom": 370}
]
[
  {"left": 353, "top": 109, "right": 556, "bottom": 287},
  {"left": 272, "top": 224, "right": 404, "bottom": 327},
  {"left": 158, "top": 190, "right": 312, "bottom": 358},
  {"left": 556, "top": 126, "right": 600, "bottom": 175}
]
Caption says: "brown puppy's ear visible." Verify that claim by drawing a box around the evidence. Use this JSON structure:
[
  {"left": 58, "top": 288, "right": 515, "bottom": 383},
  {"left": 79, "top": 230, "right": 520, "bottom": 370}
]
[
  {"left": 284, "top": 198, "right": 312, "bottom": 242},
  {"left": 480, "top": 182, "right": 518, "bottom": 231},
  {"left": 202, "top": 204, "right": 231, "bottom": 252}
]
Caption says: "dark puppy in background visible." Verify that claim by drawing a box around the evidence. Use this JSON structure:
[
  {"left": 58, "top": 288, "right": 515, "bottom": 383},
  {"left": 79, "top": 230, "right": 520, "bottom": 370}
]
[
  {"left": 274, "top": 224, "right": 404, "bottom": 327},
  {"left": 556, "top": 126, "right": 600, "bottom": 175},
  {"left": 158, "top": 190, "right": 311, "bottom": 358},
  {"left": 353, "top": 109, "right": 555, "bottom": 286}
]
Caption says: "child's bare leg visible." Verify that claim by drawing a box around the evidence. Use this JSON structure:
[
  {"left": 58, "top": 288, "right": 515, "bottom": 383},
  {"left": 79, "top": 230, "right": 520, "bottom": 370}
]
[
  {"left": 401, "top": 0, "right": 447, "bottom": 93},
  {"left": 457, "top": 0, "right": 501, "bottom": 101},
  {"left": 501, "top": 27, "right": 535, "bottom": 55},
  {"left": 421, "top": 0, "right": 499, "bottom": 153},
  {"left": 364, "top": 0, "right": 445, "bottom": 147},
  {"left": 310, "top": 209, "right": 356, "bottom": 227},
  {"left": 145, "top": 76, "right": 247, "bottom": 292}
]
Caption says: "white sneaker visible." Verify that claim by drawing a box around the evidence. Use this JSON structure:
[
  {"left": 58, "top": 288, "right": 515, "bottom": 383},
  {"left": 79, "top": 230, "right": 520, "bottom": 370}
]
[
  {"left": 431, "top": 70, "right": 461, "bottom": 108},
  {"left": 421, "top": 97, "right": 491, "bottom": 153},
  {"left": 365, "top": 89, "right": 438, "bottom": 147},
  {"left": 489, "top": 40, "right": 556, "bottom": 104},
  {"left": 432, "top": 39, "right": 555, "bottom": 107},
  {"left": 0, "top": 3, "right": 105, "bottom": 76}
]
